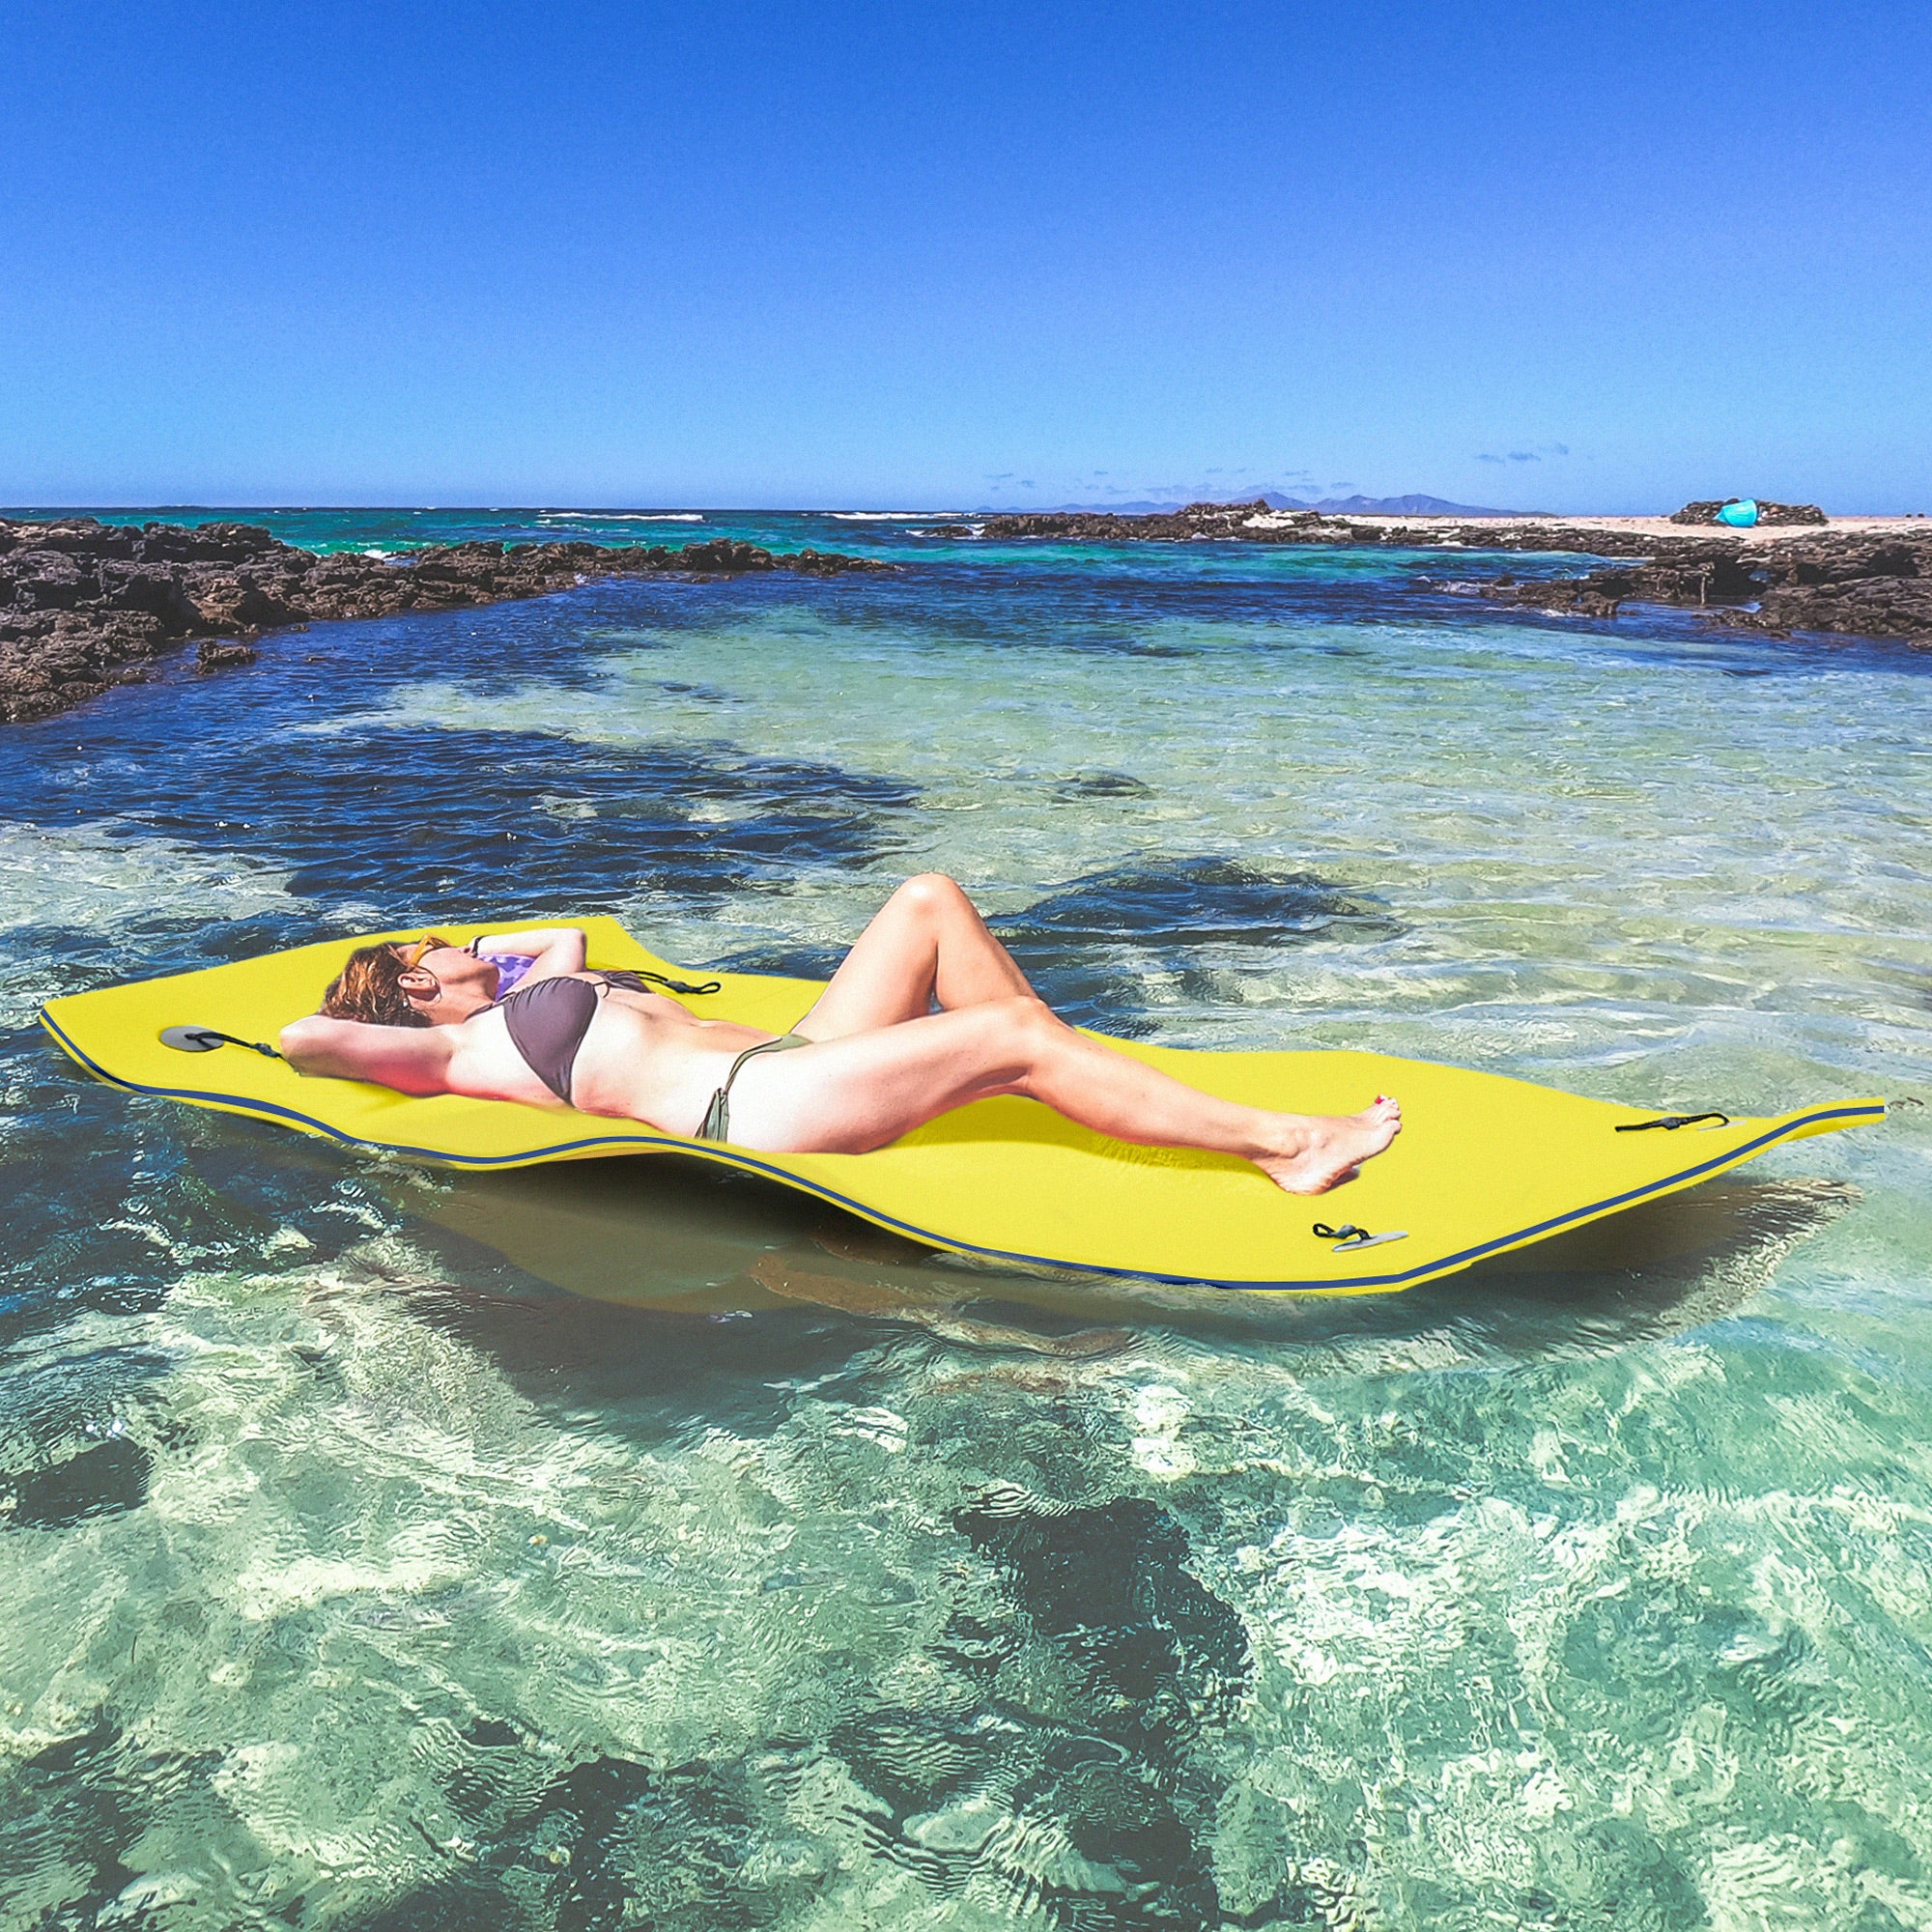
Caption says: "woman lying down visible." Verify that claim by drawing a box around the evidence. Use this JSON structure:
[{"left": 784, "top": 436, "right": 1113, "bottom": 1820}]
[{"left": 281, "top": 873, "right": 1400, "bottom": 1195}]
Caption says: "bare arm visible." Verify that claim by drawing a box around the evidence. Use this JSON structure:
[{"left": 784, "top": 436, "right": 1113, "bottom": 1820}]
[
  {"left": 280, "top": 1015, "right": 456, "bottom": 1095},
  {"left": 473, "top": 926, "right": 586, "bottom": 984}
]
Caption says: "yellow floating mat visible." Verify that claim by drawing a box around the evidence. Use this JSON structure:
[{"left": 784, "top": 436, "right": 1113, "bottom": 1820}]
[{"left": 39, "top": 917, "right": 1885, "bottom": 1295}]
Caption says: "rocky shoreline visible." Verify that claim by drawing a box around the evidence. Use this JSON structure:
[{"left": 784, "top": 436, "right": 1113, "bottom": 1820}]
[
  {"left": 1456, "top": 526, "right": 1932, "bottom": 645},
  {"left": 9, "top": 505, "right": 1925, "bottom": 726},
  {"left": 960, "top": 500, "right": 1932, "bottom": 649},
  {"left": 0, "top": 518, "right": 893, "bottom": 724}
]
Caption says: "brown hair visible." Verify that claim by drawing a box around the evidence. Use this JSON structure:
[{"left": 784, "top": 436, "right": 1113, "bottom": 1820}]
[{"left": 320, "top": 938, "right": 450, "bottom": 1027}]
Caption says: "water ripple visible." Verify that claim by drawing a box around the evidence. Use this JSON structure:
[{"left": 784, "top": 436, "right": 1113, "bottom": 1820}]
[{"left": 2, "top": 516, "right": 1928, "bottom": 1926}]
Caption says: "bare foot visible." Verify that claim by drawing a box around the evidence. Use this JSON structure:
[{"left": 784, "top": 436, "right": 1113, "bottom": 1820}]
[{"left": 1254, "top": 1095, "right": 1402, "bottom": 1195}]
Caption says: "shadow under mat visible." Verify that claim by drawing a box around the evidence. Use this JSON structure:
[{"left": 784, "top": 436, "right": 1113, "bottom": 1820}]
[{"left": 376, "top": 1147, "right": 1858, "bottom": 1363}]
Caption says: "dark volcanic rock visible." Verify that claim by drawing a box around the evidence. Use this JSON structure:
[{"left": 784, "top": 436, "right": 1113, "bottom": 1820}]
[
  {"left": 978, "top": 498, "right": 1277, "bottom": 542},
  {"left": 0, "top": 516, "right": 897, "bottom": 724},
  {"left": 1463, "top": 527, "right": 1932, "bottom": 647},
  {"left": 980, "top": 497, "right": 1643, "bottom": 557},
  {"left": 194, "top": 639, "right": 259, "bottom": 672},
  {"left": 970, "top": 496, "right": 1929, "bottom": 650},
  {"left": 1748, "top": 530, "right": 1932, "bottom": 641},
  {"left": 1670, "top": 498, "right": 1830, "bottom": 526}
]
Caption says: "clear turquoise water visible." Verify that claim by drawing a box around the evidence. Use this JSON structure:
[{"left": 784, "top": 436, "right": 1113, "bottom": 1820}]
[{"left": 3, "top": 509, "right": 1929, "bottom": 1929}]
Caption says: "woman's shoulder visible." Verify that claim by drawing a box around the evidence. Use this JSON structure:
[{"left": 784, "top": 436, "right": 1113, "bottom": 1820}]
[{"left": 282, "top": 1013, "right": 461, "bottom": 1094}]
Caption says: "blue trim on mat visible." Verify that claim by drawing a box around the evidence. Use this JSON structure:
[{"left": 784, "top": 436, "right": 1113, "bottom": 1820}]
[{"left": 39, "top": 1007, "right": 1885, "bottom": 1294}]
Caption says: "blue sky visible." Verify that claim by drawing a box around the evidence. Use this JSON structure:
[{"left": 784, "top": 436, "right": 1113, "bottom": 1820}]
[{"left": 2, "top": 1, "right": 1926, "bottom": 511}]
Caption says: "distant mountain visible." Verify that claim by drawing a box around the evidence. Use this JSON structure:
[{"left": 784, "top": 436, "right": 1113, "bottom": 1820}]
[{"left": 991, "top": 491, "right": 1532, "bottom": 517}]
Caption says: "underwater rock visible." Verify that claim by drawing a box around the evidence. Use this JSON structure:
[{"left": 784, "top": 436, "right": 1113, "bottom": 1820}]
[
  {"left": 810, "top": 1488, "right": 1259, "bottom": 1923},
  {"left": 1005, "top": 858, "right": 1399, "bottom": 954},
  {"left": 0, "top": 1435, "right": 152, "bottom": 1529},
  {"left": 343, "top": 1748, "right": 784, "bottom": 1932},
  {"left": 955, "top": 1487, "right": 1253, "bottom": 1747},
  {"left": 0, "top": 516, "right": 897, "bottom": 724},
  {"left": 834, "top": 1703, "right": 1225, "bottom": 1927},
  {"left": 994, "top": 856, "right": 1400, "bottom": 1027},
  {"left": 4, "top": 1721, "right": 145, "bottom": 1925},
  {"left": 16, "top": 720, "right": 916, "bottom": 912},
  {"left": 1053, "top": 770, "right": 1154, "bottom": 799}
]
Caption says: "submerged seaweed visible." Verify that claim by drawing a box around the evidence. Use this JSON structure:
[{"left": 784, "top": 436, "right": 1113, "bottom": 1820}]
[{"left": 996, "top": 857, "right": 1402, "bottom": 1027}]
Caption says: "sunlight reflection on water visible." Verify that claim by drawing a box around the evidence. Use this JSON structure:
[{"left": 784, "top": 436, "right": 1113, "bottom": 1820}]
[{"left": 2, "top": 513, "right": 1929, "bottom": 1928}]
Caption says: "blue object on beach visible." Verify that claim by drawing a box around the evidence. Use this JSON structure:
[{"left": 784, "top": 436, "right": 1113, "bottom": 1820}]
[{"left": 1717, "top": 498, "right": 1760, "bottom": 527}]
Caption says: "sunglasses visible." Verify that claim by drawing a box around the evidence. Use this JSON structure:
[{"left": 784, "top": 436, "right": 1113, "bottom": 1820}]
[{"left": 400, "top": 934, "right": 466, "bottom": 970}]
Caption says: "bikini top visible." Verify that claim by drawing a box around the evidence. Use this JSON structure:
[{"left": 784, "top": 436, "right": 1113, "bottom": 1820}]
[
  {"left": 489, "top": 969, "right": 664, "bottom": 1104},
  {"left": 494, "top": 978, "right": 599, "bottom": 1104}
]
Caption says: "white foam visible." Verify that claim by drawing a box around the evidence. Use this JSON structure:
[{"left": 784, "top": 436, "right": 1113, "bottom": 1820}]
[
  {"left": 0, "top": 821, "right": 297, "bottom": 934},
  {"left": 0, "top": 824, "right": 299, "bottom": 1027}
]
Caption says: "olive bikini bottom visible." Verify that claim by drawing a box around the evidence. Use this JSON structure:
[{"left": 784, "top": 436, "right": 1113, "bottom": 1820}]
[
  {"left": 696, "top": 1033, "right": 810, "bottom": 1142},
  {"left": 495, "top": 974, "right": 809, "bottom": 1142}
]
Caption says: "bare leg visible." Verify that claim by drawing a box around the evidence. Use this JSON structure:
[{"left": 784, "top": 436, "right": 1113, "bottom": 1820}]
[
  {"left": 730, "top": 994, "right": 1400, "bottom": 1195},
  {"left": 795, "top": 874, "right": 1037, "bottom": 1040}
]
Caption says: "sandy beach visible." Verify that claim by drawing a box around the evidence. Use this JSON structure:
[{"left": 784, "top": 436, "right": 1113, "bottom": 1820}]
[{"left": 1250, "top": 510, "right": 1931, "bottom": 546}]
